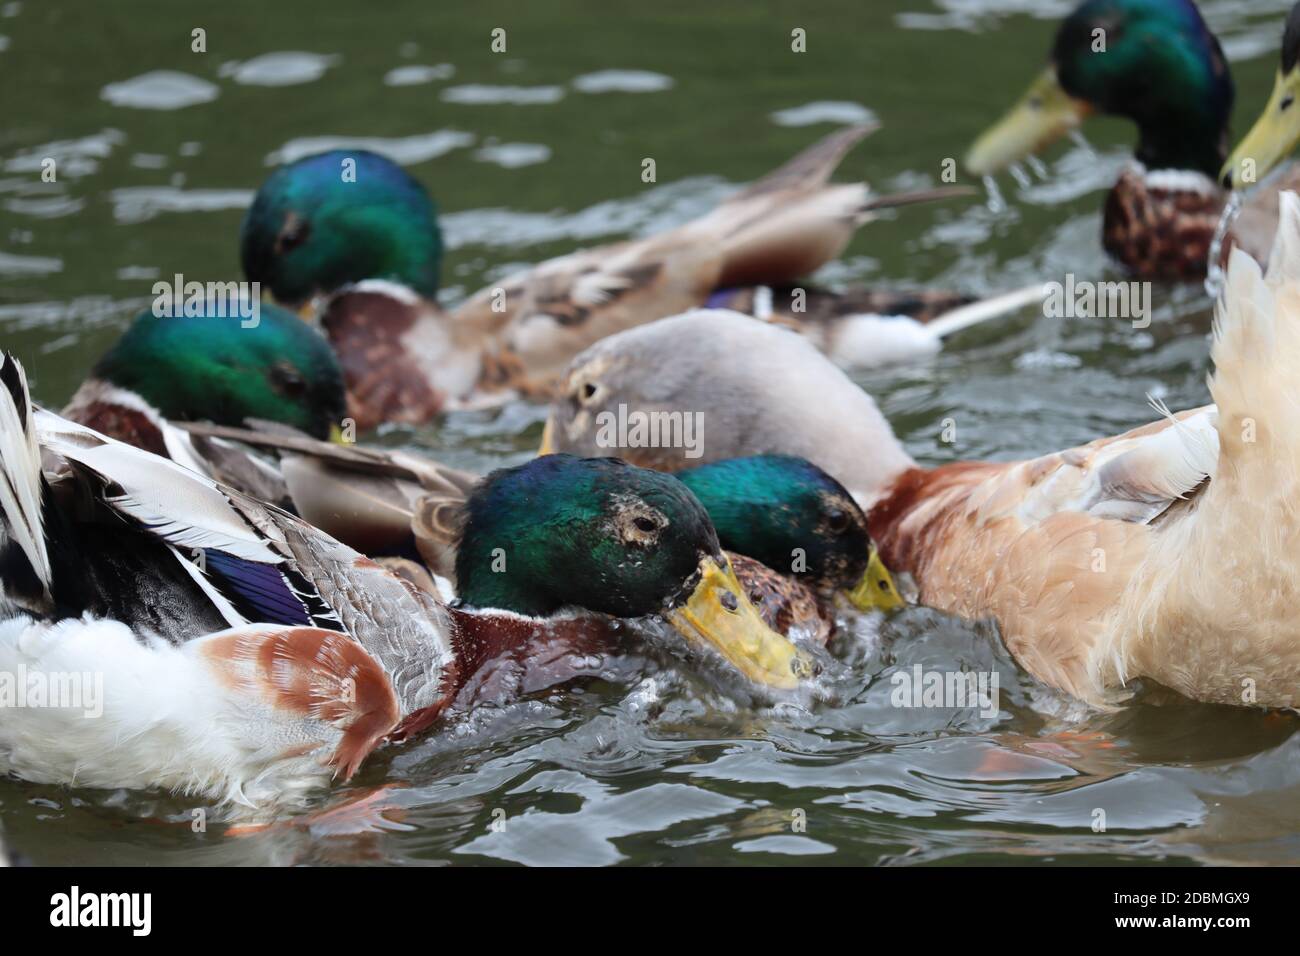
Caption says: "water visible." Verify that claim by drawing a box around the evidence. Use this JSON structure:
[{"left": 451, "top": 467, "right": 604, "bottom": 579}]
[
  {"left": 2, "top": 0, "right": 1299, "bottom": 865},
  {"left": 1205, "top": 191, "right": 1243, "bottom": 300}
]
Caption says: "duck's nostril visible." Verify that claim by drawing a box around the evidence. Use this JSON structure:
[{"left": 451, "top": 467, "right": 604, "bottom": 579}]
[{"left": 720, "top": 590, "right": 739, "bottom": 612}]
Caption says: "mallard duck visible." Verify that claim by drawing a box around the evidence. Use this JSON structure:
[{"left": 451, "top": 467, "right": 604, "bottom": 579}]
[
  {"left": 59, "top": 300, "right": 348, "bottom": 508},
  {"left": 240, "top": 128, "right": 1041, "bottom": 429},
  {"left": 540, "top": 196, "right": 1300, "bottom": 710},
  {"left": 0, "top": 357, "right": 810, "bottom": 811},
  {"left": 674, "top": 455, "right": 903, "bottom": 640},
  {"left": 966, "top": 0, "right": 1300, "bottom": 279}
]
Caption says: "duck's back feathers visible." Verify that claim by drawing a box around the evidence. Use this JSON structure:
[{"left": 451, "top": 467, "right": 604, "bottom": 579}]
[
  {"left": 870, "top": 406, "right": 1218, "bottom": 704},
  {"left": 451, "top": 126, "right": 963, "bottom": 384},
  {"left": 176, "top": 419, "right": 478, "bottom": 565}
]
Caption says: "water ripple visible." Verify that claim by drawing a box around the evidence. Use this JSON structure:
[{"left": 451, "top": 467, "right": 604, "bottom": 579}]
[{"left": 100, "top": 71, "right": 218, "bottom": 110}]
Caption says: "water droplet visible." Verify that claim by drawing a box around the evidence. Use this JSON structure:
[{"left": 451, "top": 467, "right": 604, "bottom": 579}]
[{"left": 981, "top": 175, "right": 1006, "bottom": 214}]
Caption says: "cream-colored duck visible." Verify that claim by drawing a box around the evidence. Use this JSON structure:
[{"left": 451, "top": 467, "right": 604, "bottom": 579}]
[{"left": 541, "top": 195, "right": 1300, "bottom": 711}]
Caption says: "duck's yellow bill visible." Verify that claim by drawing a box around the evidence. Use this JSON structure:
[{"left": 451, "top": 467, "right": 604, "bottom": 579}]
[
  {"left": 846, "top": 546, "right": 906, "bottom": 613},
  {"left": 665, "top": 555, "right": 815, "bottom": 689},
  {"left": 965, "top": 67, "right": 1093, "bottom": 176},
  {"left": 1221, "top": 68, "right": 1300, "bottom": 190},
  {"left": 537, "top": 417, "right": 556, "bottom": 455}
]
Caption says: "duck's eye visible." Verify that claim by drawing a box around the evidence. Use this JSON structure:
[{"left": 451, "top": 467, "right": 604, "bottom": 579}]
[
  {"left": 269, "top": 362, "right": 307, "bottom": 397},
  {"left": 612, "top": 498, "right": 667, "bottom": 545},
  {"left": 578, "top": 381, "right": 601, "bottom": 405},
  {"left": 826, "top": 508, "right": 850, "bottom": 534},
  {"left": 276, "top": 213, "right": 311, "bottom": 255}
]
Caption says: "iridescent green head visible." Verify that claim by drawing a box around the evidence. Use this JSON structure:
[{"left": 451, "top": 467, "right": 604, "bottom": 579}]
[
  {"left": 676, "top": 455, "right": 901, "bottom": 612},
  {"left": 93, "top": 302, "right": 346, "bottom": 439},
  {"left": 240, "top": 150, "right": 443, "bottom": 308},
  {"left": 967, "top": 0, "right": 1233, "bottom": 178},
  {"left": 455, "top": 455, "right": 812, "bottom": 689}
]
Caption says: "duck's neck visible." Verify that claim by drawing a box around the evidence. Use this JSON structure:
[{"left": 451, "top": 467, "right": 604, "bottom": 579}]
[
  {"left": 1133, "top": 117, "right": 1227, "bottom": 183},
  {"left": 865, "top": 462, "right": 1003, "bottom": 577},
  {"left": 443, "top": 604, "right": 619, "bottom": 706}
]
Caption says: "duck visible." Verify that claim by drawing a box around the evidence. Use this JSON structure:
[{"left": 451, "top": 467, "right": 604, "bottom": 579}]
[
  {"left": 672, "top": 455, "right": 904, "bottom": 642},
  {"left": 1222, "top": 2, "right": 1300, "bottom": 189},
  {"left": 60, "top": 300, "right": 349, "bottom": 509},
  {"left": 0, "top": 355, "right": 811, "bottom": 812},
  {"left": 538, "top": 195, "right": 1300, "bottom": 711},
  {"left": 965, "top": 0, "right": 1300, "bottom": 280},
  {"left": 240, "top": 127, "right": 1040, "bottom": 430}
]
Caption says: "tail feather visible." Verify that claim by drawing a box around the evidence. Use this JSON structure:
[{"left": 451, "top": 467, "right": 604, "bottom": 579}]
[
  {"left": 697, "top": 127, "right": 971, "bottom": 290},
  {"left": 0, "top": 354, "right": 51, "bottom": 599},
  {"left": 728, "top": 124, "right": 878, "bottom": 202},
  {"left": 923, "top": 283, "right": 1049, "bottom": 339},
  {"left": 857, "top": 185, "right": 976, "bottom": 219}
]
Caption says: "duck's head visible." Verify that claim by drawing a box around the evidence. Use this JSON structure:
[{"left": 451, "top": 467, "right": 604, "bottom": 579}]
[
  {"left": 455, "top": 454, "right": 814, "bottom": 689},
  {"left": 966, "top": 0, "right": 1233, "bottom": 179},
  {"left": 676, "top": 455, "right": 904, "bottom": 614},
  {"left": 540, "top": 309, "right": 916, "bottom": 502},
  {"left": 91, "top": 302, "right": 346, "bottom": 439},
  {"left": 1222, "top": 3, "right": 1300, "bottom": 189},
  {"left": 240, "top": 150, "right": 443, "bottom": 310}
]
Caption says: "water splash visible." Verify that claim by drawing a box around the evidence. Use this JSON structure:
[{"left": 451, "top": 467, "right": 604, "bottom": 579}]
[
  {"left": 1204, "top": 191, "right": 1242, "bottom": 300},
  {"left": 1067, "top": 129, "right": 1098, "bottom": 163},
  {"left": 982, "top": 174, "right": 1006, "bottom": 214}
]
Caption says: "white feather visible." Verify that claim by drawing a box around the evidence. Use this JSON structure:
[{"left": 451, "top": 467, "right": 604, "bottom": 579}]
[
  {"left": 827, "top": 314, "right": 941, "bottom": 367},
  {"left": 0, "top": 357, "right": 51, "bottom": 591},
  {"left": 0, "top": 615, "right": 340, "bottom": 813},
  {"left": 34, "top": 409, "right": 282, "bottom": 563}
]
